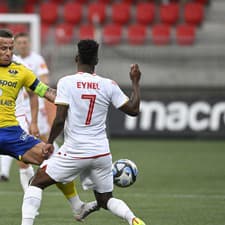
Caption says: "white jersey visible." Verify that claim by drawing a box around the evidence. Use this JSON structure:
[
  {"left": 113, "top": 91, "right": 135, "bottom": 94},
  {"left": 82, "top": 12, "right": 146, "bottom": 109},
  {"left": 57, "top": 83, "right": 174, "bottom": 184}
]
[
  {"left": 17, "top": 51, "right": 49, "bottom": 112},
  {"left": 55, "top": 72, "right": 129, "bottom": 158},
  {"left": 17, "top": 52, "right": 50, "bottom": 134}
]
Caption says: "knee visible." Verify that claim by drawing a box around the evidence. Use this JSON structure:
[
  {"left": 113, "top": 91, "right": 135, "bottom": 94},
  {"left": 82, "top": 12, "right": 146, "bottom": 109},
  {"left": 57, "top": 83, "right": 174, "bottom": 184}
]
[{"left": 29, "top": 168, "right": 55, "bottom": 190}]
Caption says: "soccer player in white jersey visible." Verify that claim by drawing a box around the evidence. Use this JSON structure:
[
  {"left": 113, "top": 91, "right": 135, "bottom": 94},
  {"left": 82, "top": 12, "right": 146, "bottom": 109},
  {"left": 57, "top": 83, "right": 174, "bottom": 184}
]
[
  {"left": 21, "top": 40, "right": 146, "bottom": 225},
  {"left": 0, "top": 54, "right": 39, "bottom": 190},
  {"left": 14, "top": 32, "right": 51, "bottom": 142}
]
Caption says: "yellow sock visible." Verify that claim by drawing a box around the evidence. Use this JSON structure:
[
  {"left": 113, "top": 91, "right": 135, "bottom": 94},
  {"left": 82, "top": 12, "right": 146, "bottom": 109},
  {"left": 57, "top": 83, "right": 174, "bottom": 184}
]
[
  {"left": 56, "top": 181, "right": 83, "bottom": 213},
  {"left": 56, "top": 181, "right": 77, "bottom": 199}
]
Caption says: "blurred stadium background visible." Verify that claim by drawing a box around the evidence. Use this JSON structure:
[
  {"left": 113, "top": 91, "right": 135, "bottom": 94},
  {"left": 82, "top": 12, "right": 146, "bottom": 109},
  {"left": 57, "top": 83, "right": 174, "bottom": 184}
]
[{"left": 1, "top": 0, "right": 225, "bottom": 224}]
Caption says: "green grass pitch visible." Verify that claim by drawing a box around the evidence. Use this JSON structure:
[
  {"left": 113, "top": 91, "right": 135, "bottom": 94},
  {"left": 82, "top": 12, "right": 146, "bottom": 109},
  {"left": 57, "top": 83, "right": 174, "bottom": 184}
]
[{"left": 0, "top": 139, "right": 225, "bottom": 225}]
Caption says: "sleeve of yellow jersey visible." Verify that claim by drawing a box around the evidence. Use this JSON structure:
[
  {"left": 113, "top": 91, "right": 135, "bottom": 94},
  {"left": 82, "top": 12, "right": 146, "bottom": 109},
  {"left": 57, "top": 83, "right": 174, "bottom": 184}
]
[
  {"left": 22, "top": 66, "right": 38, "bottom": 88},
  {"left": 22, "top": 66, "right": 49, "bottom": 97}
]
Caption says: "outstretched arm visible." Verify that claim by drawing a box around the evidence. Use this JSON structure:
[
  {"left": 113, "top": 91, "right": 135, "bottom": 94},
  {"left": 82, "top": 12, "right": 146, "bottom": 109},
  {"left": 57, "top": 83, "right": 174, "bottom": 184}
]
[
  {"left": 29, "top": 79, "right": 56, "bottom": 103},
  {"left": 48, "top": 104, "right": 68, "bottom": 144},
  {"left": 119, "top": 64, "right": 141, "bottom": 116},
  {"left": 44, "top": 87, "right": 56, "bottom": 103}
]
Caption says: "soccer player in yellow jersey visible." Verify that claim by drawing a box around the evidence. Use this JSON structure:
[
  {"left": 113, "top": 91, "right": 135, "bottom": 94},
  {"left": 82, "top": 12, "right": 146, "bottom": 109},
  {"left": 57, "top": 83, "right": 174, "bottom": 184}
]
[{"left": 0, "top": 29, "right": 97, "bottom": 222}]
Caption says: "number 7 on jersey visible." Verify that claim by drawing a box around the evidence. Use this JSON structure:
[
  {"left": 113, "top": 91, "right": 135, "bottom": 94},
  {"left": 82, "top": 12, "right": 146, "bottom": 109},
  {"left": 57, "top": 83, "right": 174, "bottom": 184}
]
[{"left": 81, "top": 94, "right": 96, "bottom": 125}]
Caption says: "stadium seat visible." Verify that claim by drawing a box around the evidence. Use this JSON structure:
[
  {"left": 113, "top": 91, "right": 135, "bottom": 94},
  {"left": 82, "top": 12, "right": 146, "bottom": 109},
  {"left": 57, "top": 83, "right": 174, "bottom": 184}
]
[
  {"left": 127, "top": 24, "right": 147, "bottom": 45},
  {"left": 111, "top": 3, "right": 131, "bottom": 25},
  {"left": 176, "top": 24, "right": 196, "bottom": 45},
  {"left": 97, "top": 0, "right": 111, "bottom": 3},
  {"left": 24, "top": 2, "right": 35, "bottom": 13},
  {"left": 40, "top": 2, "right": 58, "bottom": 24},
  {"left": 0, "top": 3, "right": 8, "bottom": 13},
  {"left": 184, "top": 2, "right": 204, "bottom": 26},
  {"left": 76, "top": 0, "right": 89, "bottom": 3},
  {"left": 50, "top": 0, "right": 64, "bottom": 3},
  {"left": 152, "top": 24, "right": 171, "bottom": 45},
  {"left": 87, "top": 3, "right": 106, "bottom": 24},
  {"left": 6, "top": 24, "right": 28, "bottom": 35},
  {"left": 103, "top": 23, "right": 122, "bottom": 45},
  {"left": 122, "top": 0, "right": 134, "bottom": 3},
  {"left": 78, "top": 24, "right": 95, "bottom": 40},
  {"left": 54, "top": 23, "right": 74, "bottom": 44},
  {"left": 194, "top": 0, "right": 209, "bottom": 4},
  {"left": 136, "top": 3, "right": 155, "bottom": 25},
  {"left": 63, "top": 2, "right": 82, "bottom": 25},
  {"left": 159, "top": 3, "right": 179, "bottom": 25}
]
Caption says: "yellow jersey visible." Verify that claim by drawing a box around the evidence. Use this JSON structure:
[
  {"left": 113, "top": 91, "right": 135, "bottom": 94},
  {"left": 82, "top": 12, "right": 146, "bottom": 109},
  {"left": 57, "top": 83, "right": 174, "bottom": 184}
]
[{"left": 0, "top": 61, "right": 37, "bottom": 127}]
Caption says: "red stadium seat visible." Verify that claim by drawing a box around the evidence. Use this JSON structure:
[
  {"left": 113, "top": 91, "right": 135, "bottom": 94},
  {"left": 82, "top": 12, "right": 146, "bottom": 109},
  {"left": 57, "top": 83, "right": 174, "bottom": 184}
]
[
  {"left": 122, "top": 0, "right": 134, "bottom": 3},
  {"left": 159, "top": 3, "right": 179, "bottom": 25},
  {"left": 184, "top": 2, "right": 204, "bottom": 26},
  {"left": 87, "top": 3, "right": 106, "bottom": 24},
  {"left": 78, "top": 24, "right": 95, "bottom": 40},
  {"left": 0, "top": 3, "right": 8, "bottom": 13},
  {"left": 97, "top": 0, "right": 111, "bottom": 3},
  {"left": 152, "top": 24, "right": 171, "bottom": 45},
  {"left": 76, "top": 0, "right": 89, "bottom": 3},
  {"left": 50, "top": 0, "right": 64, "bottom": 3},
  {"left": 194, "top": 0, "right": 208, "bottom": 4},
  {"left": 103, "top": 23, "right": 122, "bottom": 45},
  {"left": 136, "top": 3, "right": 155, "bottom": 25},
  {"left": 24, "top": 2, "right": 35, "bottom": 13},
  {"left": 127, "top": 24, "right": 147, "bottom": 45},
  {"left": 176, "top": 24, "right": 196, "bottom": 45},
  {"left": 63, "top": 2, "right": 82, "bottom": 25},
  {"left": 111, "top": 3, "right": 131, "bottom": 25},
  {"left": 54, "top": 23, "right": 74, "bottom": 44},
  {"left": 7, "top": 24, "right": 28, "bottom": 35},
  {"left": 40, "top": 2, "right": 58, "bottom": 24}
]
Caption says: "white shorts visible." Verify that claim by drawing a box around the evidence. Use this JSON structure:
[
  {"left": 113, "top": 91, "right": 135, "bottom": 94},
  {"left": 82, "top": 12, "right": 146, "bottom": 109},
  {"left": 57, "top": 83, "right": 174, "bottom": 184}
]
[
  {"left": 17, "top": 114, "right": 29, "bottom": 133},
  {"left": 41, "top": 150, "right": 113, "bottom": 193}
]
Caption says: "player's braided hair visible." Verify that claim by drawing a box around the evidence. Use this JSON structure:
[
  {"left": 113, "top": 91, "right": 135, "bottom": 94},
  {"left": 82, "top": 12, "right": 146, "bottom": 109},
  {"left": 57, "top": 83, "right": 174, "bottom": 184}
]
[
  {"left": 0, "top": 29, "right": 13, "bottom": 38},
  {"left": 78, "top": 39, "right": 99, "bottom": 65}
]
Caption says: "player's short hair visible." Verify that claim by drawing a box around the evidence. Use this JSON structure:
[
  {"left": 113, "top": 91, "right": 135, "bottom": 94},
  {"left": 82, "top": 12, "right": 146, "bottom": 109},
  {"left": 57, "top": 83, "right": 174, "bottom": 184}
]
[
  {"left": 0, "top": 29, "right": 13, "bottom": 38},
  {"left": 14, "top": 32, "right": 29, "bottom": 40},
  {"left": 78, "top": 39, "right": 99, "bottom": 65}
]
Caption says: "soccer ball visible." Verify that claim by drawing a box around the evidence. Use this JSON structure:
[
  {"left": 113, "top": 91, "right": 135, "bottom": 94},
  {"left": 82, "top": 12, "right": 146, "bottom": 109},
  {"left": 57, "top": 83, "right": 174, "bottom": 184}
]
[{"left": 112, "top": 159, "right": 138, "bottom": 187}]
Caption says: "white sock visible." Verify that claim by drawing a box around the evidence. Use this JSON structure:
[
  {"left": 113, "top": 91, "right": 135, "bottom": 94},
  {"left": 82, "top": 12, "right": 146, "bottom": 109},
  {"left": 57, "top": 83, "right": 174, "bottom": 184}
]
[
  {"left": 107, "top": 198, "right": 135, "bottom": 225},
  {"left": 68, "top": 195, "right": 84, "bottom": 214},
  {"left": 21, "top": 186, "right": 42, "bottom": 225},
  {"left": 20, "top": 165, "right": 35, "bottom": 192},
  {"left": 0, "top": 155, "right": 13, "bottom": 177}
]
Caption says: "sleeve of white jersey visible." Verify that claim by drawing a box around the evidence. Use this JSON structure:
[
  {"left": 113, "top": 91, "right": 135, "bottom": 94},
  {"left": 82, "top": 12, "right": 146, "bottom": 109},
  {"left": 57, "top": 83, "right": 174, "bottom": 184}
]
[
  {"left": 55, "top": 79, "right": 70, "bottom": 105},
  {"left": 36, "top": 55, "right": 49, "bottom": 77},
  {"left": 110, "top": 80, "right": 129, "bottom": 108}
]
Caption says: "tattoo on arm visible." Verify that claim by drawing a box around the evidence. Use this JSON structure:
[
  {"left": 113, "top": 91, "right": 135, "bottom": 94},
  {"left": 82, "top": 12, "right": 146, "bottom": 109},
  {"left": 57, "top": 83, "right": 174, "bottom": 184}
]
[{"left": 44, "top": 87, "right": 56, "bottom": 103}]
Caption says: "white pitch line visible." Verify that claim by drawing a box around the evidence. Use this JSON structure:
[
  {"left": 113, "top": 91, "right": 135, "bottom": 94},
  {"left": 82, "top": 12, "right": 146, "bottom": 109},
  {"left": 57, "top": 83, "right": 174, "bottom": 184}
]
[{"left": 0, "top": 191, "right": 225, "bottom": 200}]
